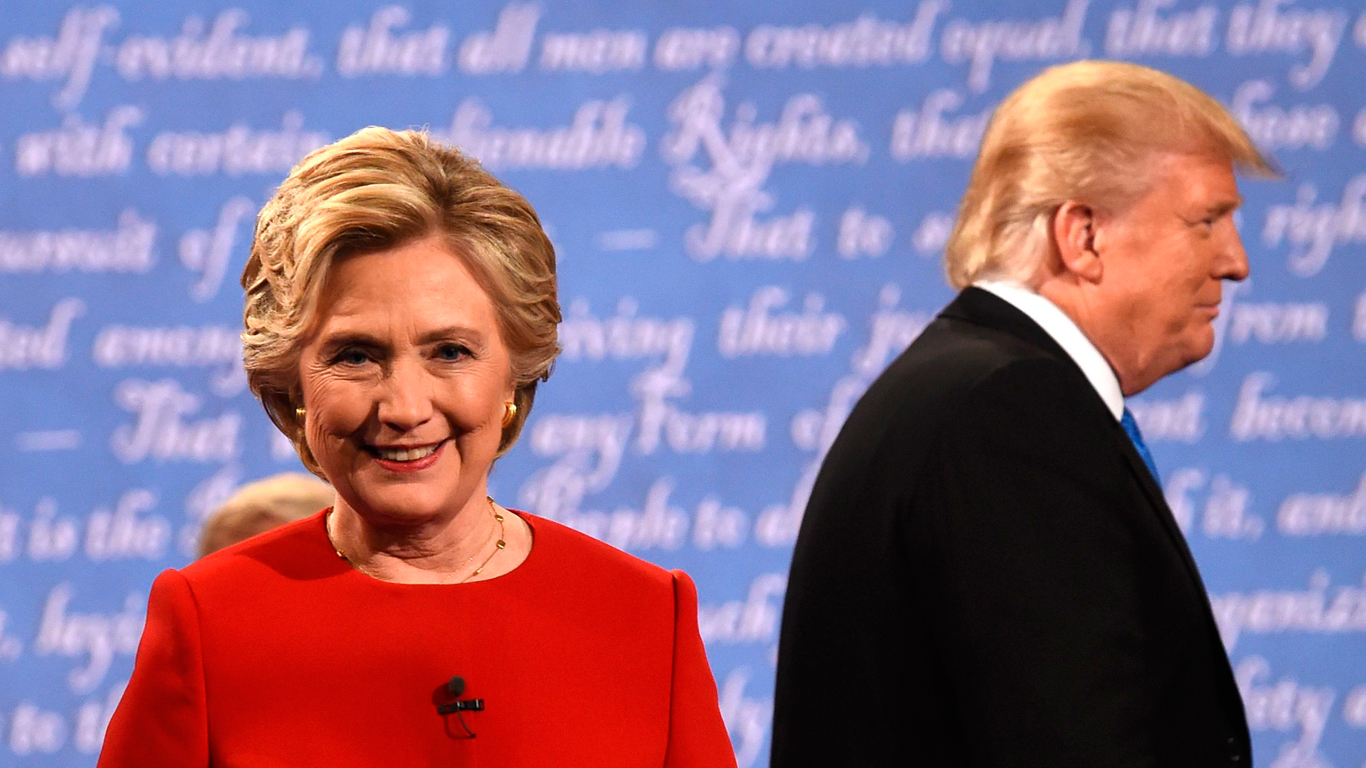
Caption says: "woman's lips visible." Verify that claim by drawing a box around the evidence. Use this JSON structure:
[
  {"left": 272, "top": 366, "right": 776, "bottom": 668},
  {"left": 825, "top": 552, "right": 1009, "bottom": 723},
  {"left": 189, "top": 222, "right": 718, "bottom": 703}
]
[{"left": 369, "top": 440, "right": 446, "bottom": 473}]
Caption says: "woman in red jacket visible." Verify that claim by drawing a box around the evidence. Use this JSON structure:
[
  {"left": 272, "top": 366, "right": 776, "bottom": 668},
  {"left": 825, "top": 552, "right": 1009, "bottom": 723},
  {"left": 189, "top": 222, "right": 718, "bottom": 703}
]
[{"left": 98, "top": 126, "right": 736, "bottom": 768}]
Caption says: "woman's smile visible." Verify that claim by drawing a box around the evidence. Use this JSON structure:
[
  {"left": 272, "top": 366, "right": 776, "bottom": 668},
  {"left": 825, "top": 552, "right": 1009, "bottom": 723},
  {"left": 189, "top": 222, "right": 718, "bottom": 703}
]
[{"left": 367, "top": 439, "right": 448, "bottom": 472}]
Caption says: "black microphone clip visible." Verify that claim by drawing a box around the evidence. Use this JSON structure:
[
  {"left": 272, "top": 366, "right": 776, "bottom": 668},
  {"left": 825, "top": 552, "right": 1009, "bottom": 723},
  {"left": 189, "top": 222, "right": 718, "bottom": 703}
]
[
  {"left": 436, "top": 675, "right": 484, "bottom": 737},
  {"left": 436, "top": 699, "right": 485, "bottom": 715}
]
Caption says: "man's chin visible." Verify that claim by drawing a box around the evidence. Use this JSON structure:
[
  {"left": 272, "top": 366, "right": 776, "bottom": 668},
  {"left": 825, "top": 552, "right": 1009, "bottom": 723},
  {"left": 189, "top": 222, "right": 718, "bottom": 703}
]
[{"left": 1175, "top": 332, "right": 1217, "bottom": 372}]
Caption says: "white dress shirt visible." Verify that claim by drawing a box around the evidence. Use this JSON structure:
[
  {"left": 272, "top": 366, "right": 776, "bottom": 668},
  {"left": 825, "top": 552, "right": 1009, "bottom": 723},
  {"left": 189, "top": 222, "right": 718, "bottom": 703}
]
[{"left": 973, "top": 280, "right": 1124, "bottom": 422}]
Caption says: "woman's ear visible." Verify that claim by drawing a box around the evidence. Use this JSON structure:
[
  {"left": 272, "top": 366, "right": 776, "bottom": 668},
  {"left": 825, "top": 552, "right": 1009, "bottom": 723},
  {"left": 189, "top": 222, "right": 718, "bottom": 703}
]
[{"left": 1051, "top": 201, "right": 1104, "bottom": 282}]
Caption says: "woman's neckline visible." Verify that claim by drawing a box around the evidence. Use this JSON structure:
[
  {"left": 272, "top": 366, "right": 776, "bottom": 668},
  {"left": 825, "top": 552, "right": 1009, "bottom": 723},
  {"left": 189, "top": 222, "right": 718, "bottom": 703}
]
[{"left": 318, "top": 507, "right": 540, "bottom": 588}]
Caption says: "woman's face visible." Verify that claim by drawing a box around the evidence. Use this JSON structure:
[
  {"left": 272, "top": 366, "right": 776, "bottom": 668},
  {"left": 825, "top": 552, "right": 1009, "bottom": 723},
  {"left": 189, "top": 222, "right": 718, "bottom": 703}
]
[{"left": 297, "top": 236, "right": 513, "bottom": 527}]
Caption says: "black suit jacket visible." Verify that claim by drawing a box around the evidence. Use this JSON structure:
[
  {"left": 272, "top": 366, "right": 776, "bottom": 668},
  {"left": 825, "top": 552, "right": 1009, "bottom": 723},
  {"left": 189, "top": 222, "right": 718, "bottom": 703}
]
[{"left": 772, "top": 288, "right": 1250, "bottom": 767}]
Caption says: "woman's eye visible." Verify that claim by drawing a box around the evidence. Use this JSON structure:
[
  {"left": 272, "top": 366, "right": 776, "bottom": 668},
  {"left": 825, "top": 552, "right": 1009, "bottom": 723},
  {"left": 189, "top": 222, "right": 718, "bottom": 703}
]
[
  {"left": 436, "top": 344, "right": 468, "bottom": 361},
  {"left": 333, "top": 349, "right": 371, "bottom": 366}
]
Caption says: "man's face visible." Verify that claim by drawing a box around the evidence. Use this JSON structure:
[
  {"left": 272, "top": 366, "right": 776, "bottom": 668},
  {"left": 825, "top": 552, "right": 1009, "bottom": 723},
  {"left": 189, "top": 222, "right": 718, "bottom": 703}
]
[{"left": 1092, "top": 152, "right": 1249, "bottom": 394}]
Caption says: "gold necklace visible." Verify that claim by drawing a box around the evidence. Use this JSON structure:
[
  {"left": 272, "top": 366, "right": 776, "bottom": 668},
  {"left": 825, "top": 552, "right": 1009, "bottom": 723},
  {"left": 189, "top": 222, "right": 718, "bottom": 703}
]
[
  {"left": 325, "top": 497, "right": 506, "bottom": 583},
  {"left": 461, "top": 498, "right": 506, "bottom": 583}
]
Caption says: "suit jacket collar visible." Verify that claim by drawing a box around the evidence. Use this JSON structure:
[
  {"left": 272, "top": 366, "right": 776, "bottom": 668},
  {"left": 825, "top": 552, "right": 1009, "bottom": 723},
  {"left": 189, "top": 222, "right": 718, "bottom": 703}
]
[{"left": 939, "top": 286, "right": 1074, "bottom": 363}]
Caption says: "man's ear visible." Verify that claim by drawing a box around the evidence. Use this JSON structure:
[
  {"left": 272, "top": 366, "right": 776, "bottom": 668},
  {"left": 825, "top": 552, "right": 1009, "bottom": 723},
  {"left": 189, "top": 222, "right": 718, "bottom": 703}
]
[{"left": 1051, "top": 201, "right": 1103, "bottom": 282}]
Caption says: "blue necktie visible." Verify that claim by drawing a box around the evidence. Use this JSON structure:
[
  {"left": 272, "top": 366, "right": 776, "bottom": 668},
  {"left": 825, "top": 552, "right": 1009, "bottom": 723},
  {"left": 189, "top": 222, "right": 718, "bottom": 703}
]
[{"left": 1121, "top": 408, "right": 1159, "bottom": 481}]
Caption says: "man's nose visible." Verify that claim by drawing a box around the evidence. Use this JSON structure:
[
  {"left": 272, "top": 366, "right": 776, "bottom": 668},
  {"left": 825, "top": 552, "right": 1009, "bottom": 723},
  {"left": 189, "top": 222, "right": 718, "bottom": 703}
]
[{"left": 1219, "top": 222, "right": 1250, "bottom": 282}]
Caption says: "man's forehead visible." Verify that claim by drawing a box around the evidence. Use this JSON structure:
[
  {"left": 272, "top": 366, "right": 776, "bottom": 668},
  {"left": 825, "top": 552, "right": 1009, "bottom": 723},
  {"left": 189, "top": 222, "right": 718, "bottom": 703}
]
[{"left": 1152, "top": 151, "right": 1241, "bottom": 206}]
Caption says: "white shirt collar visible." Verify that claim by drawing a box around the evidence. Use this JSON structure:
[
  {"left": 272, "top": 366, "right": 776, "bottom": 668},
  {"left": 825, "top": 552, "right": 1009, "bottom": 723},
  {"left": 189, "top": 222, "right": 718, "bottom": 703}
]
[{"left": 972, "top": 280, "right": 1124, "bottom": 422}]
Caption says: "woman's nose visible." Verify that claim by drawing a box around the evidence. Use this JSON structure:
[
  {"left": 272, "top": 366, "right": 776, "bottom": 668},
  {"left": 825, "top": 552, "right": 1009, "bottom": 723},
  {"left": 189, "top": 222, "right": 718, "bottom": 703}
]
[{"left": 376, "top": 358, "right": 434, "bottom": 429}]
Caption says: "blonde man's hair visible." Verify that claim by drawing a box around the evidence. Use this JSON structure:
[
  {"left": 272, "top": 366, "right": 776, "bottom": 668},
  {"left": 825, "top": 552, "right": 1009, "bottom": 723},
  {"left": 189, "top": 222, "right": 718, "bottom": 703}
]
[
  {"left": 242, "top": 127, "right": 560, "bottom": 475},
  {"left": 198, "top": 473, "right": 334, "bottom": 558},
  {"left": 945, "top": 60, "right": 1277, "bottom": 289}
]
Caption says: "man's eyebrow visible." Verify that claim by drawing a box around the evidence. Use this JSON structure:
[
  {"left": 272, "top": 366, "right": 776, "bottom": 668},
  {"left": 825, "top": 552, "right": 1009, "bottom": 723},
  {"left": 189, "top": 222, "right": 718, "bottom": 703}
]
[{"left": 1206, "top": 196, "right": 1243, "bottom": 216}]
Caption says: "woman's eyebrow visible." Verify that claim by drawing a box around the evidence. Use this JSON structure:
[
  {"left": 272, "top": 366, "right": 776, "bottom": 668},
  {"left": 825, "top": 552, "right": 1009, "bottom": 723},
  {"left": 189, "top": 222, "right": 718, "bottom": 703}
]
[
  {"left": 418, "top": 326, "right": 486, "bottom": 345},
  {"left": 318, "top": 331, "right": 386, "bottom": 350}
]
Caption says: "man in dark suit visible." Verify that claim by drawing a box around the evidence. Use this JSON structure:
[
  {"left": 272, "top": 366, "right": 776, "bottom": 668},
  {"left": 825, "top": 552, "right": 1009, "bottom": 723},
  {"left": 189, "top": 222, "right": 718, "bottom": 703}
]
[{"left": 772, "top": 61, "right": 1277, "bottom": 767}]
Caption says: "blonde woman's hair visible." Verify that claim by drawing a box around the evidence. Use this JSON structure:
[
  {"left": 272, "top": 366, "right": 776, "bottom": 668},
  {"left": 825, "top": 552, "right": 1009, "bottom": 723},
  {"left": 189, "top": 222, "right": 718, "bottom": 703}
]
[
  {"left": 198, "top": 473, "right": 334, "bottom": 558},
  {"left": 242, "top": 127, "right": 560, "bottom": 475},
  {"left": 945, "top": 60, "right": 1277, "bottom": 289}
]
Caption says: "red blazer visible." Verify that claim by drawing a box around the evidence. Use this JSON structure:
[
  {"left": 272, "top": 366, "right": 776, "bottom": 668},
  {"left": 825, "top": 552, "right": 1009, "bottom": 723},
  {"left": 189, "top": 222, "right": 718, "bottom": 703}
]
[{"left": 99, "top": 510, "right": 737, "bottom": 767}]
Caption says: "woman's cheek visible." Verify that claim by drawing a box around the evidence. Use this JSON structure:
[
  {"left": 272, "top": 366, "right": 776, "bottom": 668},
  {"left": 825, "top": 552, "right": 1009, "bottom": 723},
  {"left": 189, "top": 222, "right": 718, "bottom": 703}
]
[
  {"left": 441, "top": 377, "right": 499, "bottom": 433},
  {"left": 306, "top": 374, "right": 371, "bottom": 442}
]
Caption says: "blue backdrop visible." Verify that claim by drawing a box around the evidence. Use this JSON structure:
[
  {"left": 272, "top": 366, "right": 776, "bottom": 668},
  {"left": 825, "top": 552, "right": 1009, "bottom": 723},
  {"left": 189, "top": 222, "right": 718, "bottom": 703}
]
[{"left": 1, "top": 0, "right": 1364, "bottom": 765}]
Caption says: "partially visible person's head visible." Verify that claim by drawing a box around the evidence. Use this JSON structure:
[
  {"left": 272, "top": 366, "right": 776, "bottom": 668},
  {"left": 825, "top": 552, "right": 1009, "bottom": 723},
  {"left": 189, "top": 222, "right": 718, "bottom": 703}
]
[
  {"left": 241, "top": 127, "right": 561, "bottom": 493},
  {"left": 198, "top": 473, "right": 334, "bottom": 558},
  {"left": 945, "top": 60, "right": 1275, "bottom": 290},
  {"left": 946, "top": 60, "right": 1277, "bottom": 395}
]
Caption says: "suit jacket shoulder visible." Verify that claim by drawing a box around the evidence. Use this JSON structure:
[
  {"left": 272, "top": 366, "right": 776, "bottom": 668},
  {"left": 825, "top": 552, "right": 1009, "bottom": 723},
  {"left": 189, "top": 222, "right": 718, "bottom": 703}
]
[{"left": 822, "top": 287, "right": 1112, "bottom": 508}]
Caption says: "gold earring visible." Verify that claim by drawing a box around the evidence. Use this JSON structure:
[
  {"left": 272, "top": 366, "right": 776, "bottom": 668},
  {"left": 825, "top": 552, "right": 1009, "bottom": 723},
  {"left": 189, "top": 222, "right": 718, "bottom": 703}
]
[
  {"left": 296, "top": 406, "right": 306, "bottom": 420},
  {"left": 501, "top": 401, "right": 517, "bottom": 429}
]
